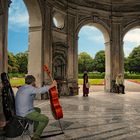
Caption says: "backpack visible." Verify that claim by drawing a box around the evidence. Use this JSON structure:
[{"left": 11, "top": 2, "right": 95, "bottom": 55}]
[{"left": 4, "top": 117, "right": 25, "bottom": 138}]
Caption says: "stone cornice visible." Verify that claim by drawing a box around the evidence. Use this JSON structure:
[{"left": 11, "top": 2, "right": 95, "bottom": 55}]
[{"left": 29, "top": 26, "right": 42, "bottom": 32}]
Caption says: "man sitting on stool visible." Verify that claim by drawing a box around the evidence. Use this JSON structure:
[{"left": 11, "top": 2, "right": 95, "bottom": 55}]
[
  {"left": 116, "top": 73, "right": 125, "bottom": 94},
  {"left": 15, "top": 75, "right": 57, "bottom": 140}
]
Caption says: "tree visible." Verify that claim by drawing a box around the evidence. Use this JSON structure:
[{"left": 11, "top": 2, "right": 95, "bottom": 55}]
[
  {"left": 78, "top": 52, "right": 94, "bottom": 73},
  {"left": 93, "top": 50, "right": 105, "bottom": 73},
  {"left": 126, "top": 45, "right": 140, "bottom": 73},
  {"left": 124, "top": 57, "right": 129, "bottom": 72},
  {"left": 8, "top": 52, "right": 19, "bottom": 73},
  {"left": 15, "top": 51, "right": 28, "bottom": 73}
]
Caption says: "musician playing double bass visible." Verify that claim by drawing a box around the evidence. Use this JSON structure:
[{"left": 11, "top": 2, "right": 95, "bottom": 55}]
[{"left": 15, "top": 75, "right": 57, "bottom": 140}]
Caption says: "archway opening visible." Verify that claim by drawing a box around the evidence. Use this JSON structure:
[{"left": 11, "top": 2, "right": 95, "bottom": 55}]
[
  {"left": 8, "top": 0, "right": 29, "bottom": 86},
  {"left": 7, "top": 0, "right": 43, "bottom": 87},
  {"left": 78, "top": 23, "right": 109, "bottom": 94},
  {"left": 123, "top": 28, "right": 140, "bottom": 92}
]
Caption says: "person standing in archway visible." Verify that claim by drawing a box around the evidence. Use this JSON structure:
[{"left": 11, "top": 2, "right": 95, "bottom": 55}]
[{"left": 83, "top": 71, "right": 89, "bottom": 97}]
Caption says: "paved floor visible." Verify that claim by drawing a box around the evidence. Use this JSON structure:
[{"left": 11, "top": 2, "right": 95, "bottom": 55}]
[
  {"left": 2, "top": 80, "right": 140, "bottom": 140},
  {"left": 79, "top": 80, "right": 140, "bottom": 93},
  {"left": 4, "top": 91, "right": 140, "bottom": 140}
]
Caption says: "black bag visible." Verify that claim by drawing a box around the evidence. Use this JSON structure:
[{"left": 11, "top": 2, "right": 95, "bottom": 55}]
[{"left": 4, "top": 117, "right": 24, "bottom": 138}]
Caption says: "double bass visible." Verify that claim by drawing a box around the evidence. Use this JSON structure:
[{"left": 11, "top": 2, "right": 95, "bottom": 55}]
[{"left": 43, "top": 65, "right": 63, "bottom": 120}]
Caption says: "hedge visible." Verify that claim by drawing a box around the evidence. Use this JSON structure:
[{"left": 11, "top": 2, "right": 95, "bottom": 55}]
[
  {"left": 78, "top": 72, "right": 105, "bottom": 79},
  {"left": 8, "top": 73, "right": 25, "bottom": 78},
  {"left": 124, "top": 73, "right": 140, "bottom": 79},
  {"left": 79, "top": 72, "right": 140, "bottom": 79}
]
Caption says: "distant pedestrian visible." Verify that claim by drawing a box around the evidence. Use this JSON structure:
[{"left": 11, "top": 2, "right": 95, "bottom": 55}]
[{"left": 83, "top": 71, "right": 89, "bottom": 96}]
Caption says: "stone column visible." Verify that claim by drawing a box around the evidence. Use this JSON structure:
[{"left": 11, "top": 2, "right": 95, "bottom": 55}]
[
  {"left": 28, "top": 26, "right": 43, "bottom": 87},
  {"left": 0, "top": 0, "right": 9, "bottom": 127},
  {"left": 0, "top": 0, "right": 8, "bottom": 74},
  {"left": 104, "top": 41, "right": 112, "bottom": 92},
  {"left": 105, "top": 19, "right": 123, "bottom": 92},
  {"left": 74, "top": 36, "right": 79, "bottom": 80},
  {"left": 111, "top": 21, "right": 123, "bottom": 79},
  {"left": 43, "top": 4, "right": 53, "bottom": 83},
  {"left": 67, "top": 14, "right": 78, "bottom": 94}
]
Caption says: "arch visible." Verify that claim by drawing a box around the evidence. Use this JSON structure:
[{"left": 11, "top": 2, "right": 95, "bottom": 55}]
[
  {"left": 75, "top": 17, "right": 111, "bottom": 92},
  {"left": 122, "top": 19, "right": 140, "bottom": 39},
  {"left": 76, "top": 17, "right": 110, "bottom": 42},
  {"left": 122, "top": 20, "right": 140, "bottom": 78},
  {"left": 23, "top": 0, "right": 42, "bottom": 27},
  {"left": 23, "top": 0, "right": 43, "bottom": 86}
]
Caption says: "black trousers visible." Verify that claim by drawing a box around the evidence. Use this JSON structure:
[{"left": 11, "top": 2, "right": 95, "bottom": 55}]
[{"left": 117, "top": 84, "right": 125, "bottom": 94}]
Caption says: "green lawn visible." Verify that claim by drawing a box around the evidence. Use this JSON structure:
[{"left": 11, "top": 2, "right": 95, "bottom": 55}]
[
  {"left": 78, "top": 79, "right": 104, "bottom": 85},
  {"left": 128, "top": 79, "right": 140, "bottom": 83},
  {"left": 10, "top": 78, "right": 104, "bottom": 87},
  {"left": 9, "top": 77, "right": 140, "bottom": 87},
  {"left": 10, "top": 78, "right": 25, "bottom": 87}
]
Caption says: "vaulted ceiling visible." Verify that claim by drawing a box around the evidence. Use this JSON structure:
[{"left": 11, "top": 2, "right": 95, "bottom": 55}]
[{"left": 53, "top": 0, "right": 140, "bottom": 13}]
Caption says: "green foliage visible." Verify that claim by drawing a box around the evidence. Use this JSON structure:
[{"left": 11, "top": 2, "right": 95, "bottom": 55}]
[
  {"left": 8, "top": 73, "right": 25, "bottom": 78},
  {"left": 124, "top": 73, "right": 140, "bottom": 79},
  {"left": 78, "top": 72, "right": 105, "bottom": 79},
  {"left": 15, "top": 51, "right": 28, "bottom": 73},
  {"left": 78, "top": 52, "right": 94, "bottom": 73},
  {"left": 8, "top": 51, "right": 28, "bottom": 74},
  {"left": 93, "top": 50, "right": 105, "bottom": 73},
  {"left": 8, "top": 52, "right": 19, "bottom": 73},
  {"left": 125, "top": 45, "right": 140, "bottom": 73}
]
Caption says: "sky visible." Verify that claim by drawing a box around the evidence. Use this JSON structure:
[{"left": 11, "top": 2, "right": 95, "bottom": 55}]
[{"left": 8, "top": 0, "right": 140, "bottom": 58}]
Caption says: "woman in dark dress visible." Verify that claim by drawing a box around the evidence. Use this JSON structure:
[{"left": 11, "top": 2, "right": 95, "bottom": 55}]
[{"left": 83, "top": 72, "right": 89, "bottom": 97}]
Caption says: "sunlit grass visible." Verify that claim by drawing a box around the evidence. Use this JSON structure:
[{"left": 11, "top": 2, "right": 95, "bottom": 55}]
[
  {"left": 9, "top": 77, "right": 140, "bottom": 87},
  {"left": 10, "top": 78, "right": 25, "bottom": 87},
  {"left": 78, "top": 79, "right": 104, "bottom": 85},
  {"left": 10, "top": 78, "right": 104, "bottom": 87}
]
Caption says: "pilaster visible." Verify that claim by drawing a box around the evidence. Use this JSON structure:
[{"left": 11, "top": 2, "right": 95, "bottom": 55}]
[
  {"left": 0, "top": 0, "right": 8, "bottom": 74},
  {"left": 43, "top": 4, "right": 53, "bottom": 83}
]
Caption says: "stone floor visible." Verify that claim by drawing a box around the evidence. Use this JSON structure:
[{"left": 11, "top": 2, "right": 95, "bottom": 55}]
[
  {"left": 3, "top": 91, "right": 140, "bottom": 140},
  {"left": 2, "top": 80, "right": 140, "bottom": 140}
]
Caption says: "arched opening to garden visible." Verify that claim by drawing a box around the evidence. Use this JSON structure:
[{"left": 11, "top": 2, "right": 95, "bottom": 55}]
[
  {"left": 77, "top": 22, "right": 110, "bottom": 94},
  {"left": 7, "top": 0, "right": 43, "bottom": 87},
  {"left": 123, "top": 28, "right": 140, "bottom": 92},
  {"left": 8, "top": 0, "right": 29, "bottom": 86}
]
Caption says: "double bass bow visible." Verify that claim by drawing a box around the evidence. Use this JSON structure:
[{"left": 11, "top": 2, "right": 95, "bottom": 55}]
[{"left": 43, "top": 65, "right": 63, "bottom": 120}]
